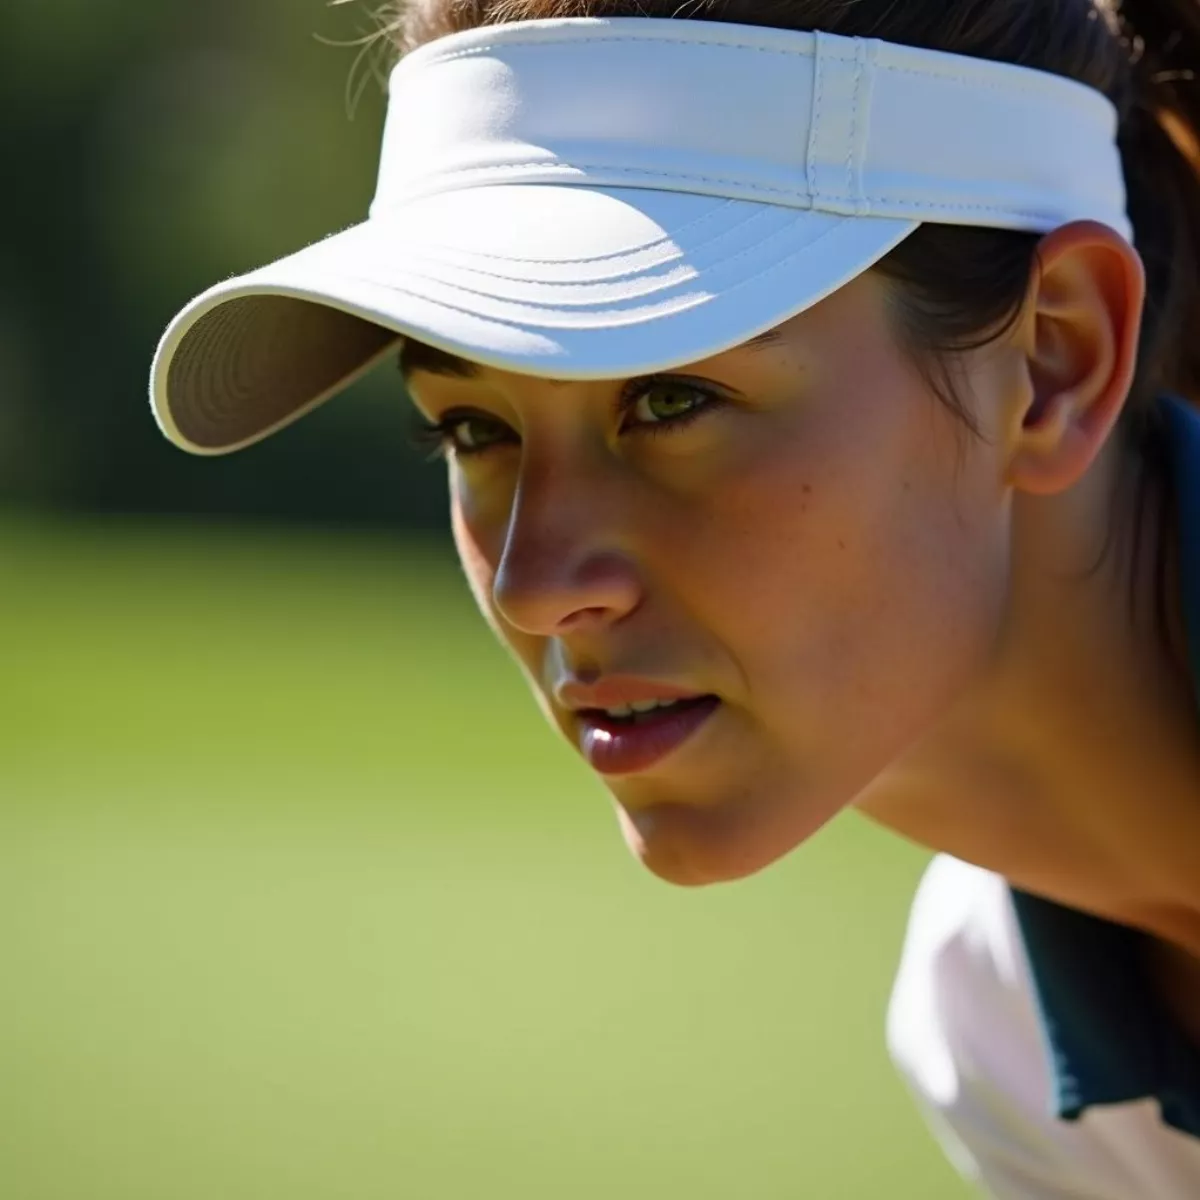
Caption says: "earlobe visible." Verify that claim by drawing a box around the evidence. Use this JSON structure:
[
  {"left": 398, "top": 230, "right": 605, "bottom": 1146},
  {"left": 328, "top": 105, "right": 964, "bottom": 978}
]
[
  {"left": 1008, "top": 391, "right": 1106, "bottom": 495},
  {"left": 1005, "top": 220, "right": 1145, "bottom": 497}
]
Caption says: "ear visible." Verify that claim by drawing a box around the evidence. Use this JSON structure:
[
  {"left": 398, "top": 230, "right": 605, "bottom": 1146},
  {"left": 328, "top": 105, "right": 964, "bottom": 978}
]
[{"left": 1005, "top": 220, "right": 1145, "bottom": 496}]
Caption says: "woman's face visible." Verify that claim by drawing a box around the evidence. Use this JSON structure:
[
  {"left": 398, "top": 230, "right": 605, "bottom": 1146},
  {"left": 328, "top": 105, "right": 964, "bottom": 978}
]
[{"left": 406, "top": 271, "right": 1020, "bottom": 886}]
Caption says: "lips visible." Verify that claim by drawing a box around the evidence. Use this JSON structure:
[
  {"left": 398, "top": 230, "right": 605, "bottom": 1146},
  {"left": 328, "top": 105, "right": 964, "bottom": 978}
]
[{"left": 575, "top": 695, "right": 721, "bottom": 775}]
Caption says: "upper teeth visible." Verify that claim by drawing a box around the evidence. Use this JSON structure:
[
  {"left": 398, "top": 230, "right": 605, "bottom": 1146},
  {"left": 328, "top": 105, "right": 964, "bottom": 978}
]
[{"left": 602, "top": 699, "right": 681, "bottom": 718}]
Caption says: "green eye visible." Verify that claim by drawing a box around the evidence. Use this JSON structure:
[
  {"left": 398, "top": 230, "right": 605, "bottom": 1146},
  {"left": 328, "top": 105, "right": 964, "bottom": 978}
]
[
  {"left": 631, "top": 382, "right": 711, "bottom": 425},
  {"left": 451, "top": 415, "right": 510, "bottom": 453}
]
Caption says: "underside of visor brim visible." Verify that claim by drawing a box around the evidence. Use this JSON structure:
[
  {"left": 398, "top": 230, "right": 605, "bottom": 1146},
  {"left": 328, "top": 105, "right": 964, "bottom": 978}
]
[
  {"left": 151, "top": 188, "right": 918, "bottom": 456},
  {"left": 160, "top": 295, "right": 401, "bottom": 454}
]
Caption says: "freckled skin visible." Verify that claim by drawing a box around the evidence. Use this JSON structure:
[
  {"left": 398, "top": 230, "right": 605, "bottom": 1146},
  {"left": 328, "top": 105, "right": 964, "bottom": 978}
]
[{"left": 410, "top": 272, "right": 1023, "bottom": 887}]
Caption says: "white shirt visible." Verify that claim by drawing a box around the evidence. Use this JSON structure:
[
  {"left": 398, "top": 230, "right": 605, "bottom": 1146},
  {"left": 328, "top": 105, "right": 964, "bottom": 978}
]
[{"left": 887, "top": 855, "right": 1200, "bottom": 1198}]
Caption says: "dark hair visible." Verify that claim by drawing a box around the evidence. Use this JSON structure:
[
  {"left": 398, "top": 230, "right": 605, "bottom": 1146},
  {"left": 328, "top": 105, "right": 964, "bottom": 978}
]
[{"left": 371, "top": 0, "right": 1200, "bottom": 451}]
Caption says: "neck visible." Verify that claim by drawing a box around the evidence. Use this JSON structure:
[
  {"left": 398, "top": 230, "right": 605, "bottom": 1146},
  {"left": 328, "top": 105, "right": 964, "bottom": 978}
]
[{"left": 858, "top": 429, "right": 1200, "bottom": 954}]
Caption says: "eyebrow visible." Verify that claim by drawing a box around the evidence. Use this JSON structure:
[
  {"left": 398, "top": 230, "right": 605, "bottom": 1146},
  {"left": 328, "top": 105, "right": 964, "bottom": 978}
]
[{"left": 397, "top": 328, "right": 783, "bottom": 385}]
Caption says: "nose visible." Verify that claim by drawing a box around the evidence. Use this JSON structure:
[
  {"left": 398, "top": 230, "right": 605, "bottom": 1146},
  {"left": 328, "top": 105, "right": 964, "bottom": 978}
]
[{"left": 490, "top": 456, "right": 643, "bottom": 638}]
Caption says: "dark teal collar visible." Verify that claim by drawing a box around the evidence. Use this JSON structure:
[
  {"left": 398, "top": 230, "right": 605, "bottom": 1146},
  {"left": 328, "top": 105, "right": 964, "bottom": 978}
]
[{"left": 1011, "top": 394, "right": 1200, "bottom": 1140}]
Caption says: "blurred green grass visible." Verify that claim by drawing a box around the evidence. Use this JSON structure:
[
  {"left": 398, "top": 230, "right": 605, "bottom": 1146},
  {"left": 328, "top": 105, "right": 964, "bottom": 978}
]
[{"left": 0, "top": 516, "right": 966, "bottom": 1199}]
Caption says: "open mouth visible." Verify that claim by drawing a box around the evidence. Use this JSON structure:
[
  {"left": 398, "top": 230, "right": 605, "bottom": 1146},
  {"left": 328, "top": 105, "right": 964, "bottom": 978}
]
[
  {"left": 584, "top": 695, "right": 718, "bottom": 727},
  {"left": 575, "top": 695, "right": 721, "bottom": 775}
]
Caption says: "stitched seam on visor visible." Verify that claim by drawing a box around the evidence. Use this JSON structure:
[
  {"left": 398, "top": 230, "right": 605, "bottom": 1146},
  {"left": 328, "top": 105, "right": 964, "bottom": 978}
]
[
  {"left": 423, "top": 35, "right": 820, "bottom": 64},
  {"left": 313, "top": 210, "right": 855, "bottom": 318},
  {"left": 395, "top": 161, "right": 1065, "bottom": 221},
  {"left": 412, "top": 36, "right": 1108, "bottom": 110},
  {"left": 371, "top": 199, "right": 748, "bottom": 268},
  {"left": 846, "top": 49, "right": 860, "bottom": 198},
  {"left": 382, "top": 207, "right": 777, "bottom": 285}
]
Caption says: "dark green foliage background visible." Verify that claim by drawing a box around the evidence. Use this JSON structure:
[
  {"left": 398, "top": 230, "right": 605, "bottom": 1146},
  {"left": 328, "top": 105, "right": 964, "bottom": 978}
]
[{"left": 3, "top": 1, "right": 442, "bottom": 528}]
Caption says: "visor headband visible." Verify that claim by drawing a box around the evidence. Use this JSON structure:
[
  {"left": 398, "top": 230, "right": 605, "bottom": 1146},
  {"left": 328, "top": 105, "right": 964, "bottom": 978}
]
[{"left": 372, "top": 18, "right": 1131, "bottom": 239}]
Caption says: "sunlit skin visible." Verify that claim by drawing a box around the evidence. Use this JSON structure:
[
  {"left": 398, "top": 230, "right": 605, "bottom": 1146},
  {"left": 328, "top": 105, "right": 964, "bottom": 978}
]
[{"left": 406, "top": 221, "right": 1200, "bottom": 1032}]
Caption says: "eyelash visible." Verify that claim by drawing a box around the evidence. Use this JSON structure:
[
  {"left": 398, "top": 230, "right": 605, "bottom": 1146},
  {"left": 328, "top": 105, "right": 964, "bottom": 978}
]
[{"left": 408, "top": 375, "right": 725, "bottom": 461}]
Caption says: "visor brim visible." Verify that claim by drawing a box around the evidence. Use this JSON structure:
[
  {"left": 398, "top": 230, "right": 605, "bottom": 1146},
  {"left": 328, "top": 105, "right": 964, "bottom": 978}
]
[{"left": 151, "top": 184, "right": 916, "bottom": 455}]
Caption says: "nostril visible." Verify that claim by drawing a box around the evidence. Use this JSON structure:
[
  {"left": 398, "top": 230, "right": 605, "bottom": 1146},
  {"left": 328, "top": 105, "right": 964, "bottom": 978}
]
[{"left": 559, "top": 605, "right": 614, "bottom": 630}]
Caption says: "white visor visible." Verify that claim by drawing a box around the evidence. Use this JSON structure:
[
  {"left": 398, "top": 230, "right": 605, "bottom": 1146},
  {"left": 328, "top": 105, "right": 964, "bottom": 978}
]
[{"left": 150, "top": 17, "right": 1130, "bottom": 455}]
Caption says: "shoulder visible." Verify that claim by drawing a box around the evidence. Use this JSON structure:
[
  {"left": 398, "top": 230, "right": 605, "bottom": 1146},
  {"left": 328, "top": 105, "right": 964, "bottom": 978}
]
[
  {"left": 886, "top": 855, "right": 1050, "bottom": 1123},
  {"left": 886, "top": 855, "right": 1200, "bottom": 1199}
]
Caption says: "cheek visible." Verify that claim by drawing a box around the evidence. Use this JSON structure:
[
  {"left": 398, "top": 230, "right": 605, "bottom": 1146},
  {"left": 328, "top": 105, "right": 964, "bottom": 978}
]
[{"left": 685, "top": 383, "right": 1010, "bottom": 772}]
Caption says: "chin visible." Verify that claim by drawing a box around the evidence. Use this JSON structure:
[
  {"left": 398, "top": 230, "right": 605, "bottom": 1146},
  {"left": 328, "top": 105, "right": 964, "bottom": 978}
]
[
  {"left": 638, "top": 844, "right": 767, "bottom": 888},
  {"left": 615, "top": 794, "right": 825, "bottom": 888}
]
